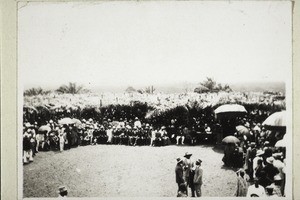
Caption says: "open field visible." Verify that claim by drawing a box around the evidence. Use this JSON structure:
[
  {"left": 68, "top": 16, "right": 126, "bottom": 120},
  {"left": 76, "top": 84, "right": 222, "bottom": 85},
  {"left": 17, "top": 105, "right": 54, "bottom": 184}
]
[{"left": 23, "top": 145, "right": 238, "bottom": 197}]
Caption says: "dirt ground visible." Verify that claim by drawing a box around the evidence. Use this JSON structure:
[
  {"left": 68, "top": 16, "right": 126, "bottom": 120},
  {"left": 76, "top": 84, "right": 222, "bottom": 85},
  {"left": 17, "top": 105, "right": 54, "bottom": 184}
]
[{"left": 23, "top": 145, "right": 238, "bottom": 197}]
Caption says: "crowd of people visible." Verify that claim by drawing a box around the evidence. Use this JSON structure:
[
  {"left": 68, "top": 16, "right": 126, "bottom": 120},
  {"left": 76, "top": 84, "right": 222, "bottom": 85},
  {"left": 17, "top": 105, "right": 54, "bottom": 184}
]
[
  {"left": 221, "top": 119, "right": 287, "bottom": 197},
  {"left": 23, "top": 116, "right": 216, "bottom": 164},
  {"left": 22, "top": 91, "right": 287, "bottom": 197}
]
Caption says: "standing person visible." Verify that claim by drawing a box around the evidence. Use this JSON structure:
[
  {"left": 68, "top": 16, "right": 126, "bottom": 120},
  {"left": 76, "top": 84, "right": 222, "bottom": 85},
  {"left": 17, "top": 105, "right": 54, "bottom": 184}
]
[
  {"left": 23, "top": 128, "right": 34, "bottom": 164},
  {"left": 193, "top": 159, "right": 203, "bottom": 197},
  {"left": 183, "top": 152, "right": 195, "bottom": 197},
  {"left": 106, "top": 125, "right": 113, "bottom": 144},
  {"left": 263, "top": 157, "right": 279, "bottom": 182},
  {"left": 175, "top": 158, "right": 185, "bottom": 192},
  {"left": 253, "top": 150, "right": 264, "bottom": 179},
  {"left": 245, "top": 142, "right": 256, "bottom": 180},
  {"left": 234, "top": 169, "right": 248, "bottom": 197},
  {"left": 58, "top": 125, "right": 66, "bottom": 152}
]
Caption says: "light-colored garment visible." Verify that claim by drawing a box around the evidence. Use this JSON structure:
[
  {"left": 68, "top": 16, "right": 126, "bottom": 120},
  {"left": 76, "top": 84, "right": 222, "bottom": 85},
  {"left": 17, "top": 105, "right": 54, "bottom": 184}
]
[
  {"left": 253, "top": 156, "right": 263, "bottom": 178},
  {"left": 134, "top": 120, "right": 142, "bottom": 128},
  {"left": 106, "top": 129, "right": 113, "bottom": 142},
  {"left": 235, "top": 176, "right": 248, "bottom": 197},
  {"left": 246, "top": 184, "right": 266, "bottom": 197}
]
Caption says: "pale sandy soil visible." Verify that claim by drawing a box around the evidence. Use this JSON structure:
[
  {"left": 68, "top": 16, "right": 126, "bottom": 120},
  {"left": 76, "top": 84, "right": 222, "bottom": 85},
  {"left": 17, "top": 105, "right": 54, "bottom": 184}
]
[{"left": 23, "top": 145, "right": 238, "bottom": 197}]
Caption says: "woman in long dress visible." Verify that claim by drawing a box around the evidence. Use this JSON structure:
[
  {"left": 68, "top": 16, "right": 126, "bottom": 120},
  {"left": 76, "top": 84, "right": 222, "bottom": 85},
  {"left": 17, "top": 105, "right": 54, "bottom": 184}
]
[{"left": 235, "top": 169, "right": 248, "bottom": 197}]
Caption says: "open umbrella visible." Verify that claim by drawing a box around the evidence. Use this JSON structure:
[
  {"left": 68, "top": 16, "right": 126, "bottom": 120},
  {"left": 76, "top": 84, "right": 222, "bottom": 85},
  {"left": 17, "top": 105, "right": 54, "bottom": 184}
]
[
  {"left": 38, "top": 125, "right": 51, "bottom": 133},
  {"left": 222, "top": 135, "right": 240, "bottom": 144},
  {"left": 215, "top": 104, "right": 247, "bottom": 114},
  {"left": 72, "top": 118, "right": 82, "bottom": 125},
  {"left": 262, "top": 111, "right": 286, "bottom": 128},
  {"left": 275, "top": 139, "right": 286, "bottom": 147},
  {"left": 236, "top": 125, "right": 250, "bottom": 136},
  {"left": 59, "top": 117, "right": 75, "bottom": 125}
]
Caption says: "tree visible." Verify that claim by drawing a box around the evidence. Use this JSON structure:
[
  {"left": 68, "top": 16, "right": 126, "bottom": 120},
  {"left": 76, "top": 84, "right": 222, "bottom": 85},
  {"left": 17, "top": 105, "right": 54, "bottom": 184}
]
[
  {"left": 201, "top": 77, "right": 216, "bottom": 91},
  {"left": 195, "top": 77, "right": 232, "bottom": 93},
  {"left": 125, "top": 86, "right": 136, "bottom": 93},
  {"left": 145, "top": 85, "right": 156, "bottom": 94},
  {"left": 56, "top": 82, "right": 87, "bottom": 94},
  {"left": 24, "top": 87, "right": 51, "bottom": 96}
]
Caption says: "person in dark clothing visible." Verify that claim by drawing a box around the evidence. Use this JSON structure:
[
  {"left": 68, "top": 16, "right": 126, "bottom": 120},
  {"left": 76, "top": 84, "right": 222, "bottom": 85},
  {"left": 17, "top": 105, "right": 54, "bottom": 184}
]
[
  {"left": 263, "top": 157, "right": 279, "bottom": 182},
  {"left": 258, "top": 171, "right": 272, "bottom": 188},
  {"left": 175, "top": 158, "right": 185, "bottom": 192}
]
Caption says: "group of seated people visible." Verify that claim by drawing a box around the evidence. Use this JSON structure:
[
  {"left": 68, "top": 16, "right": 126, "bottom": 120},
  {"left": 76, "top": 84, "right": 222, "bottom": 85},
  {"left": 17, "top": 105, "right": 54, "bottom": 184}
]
[{"left": 22, "top": 117, "right": 215, "bottom": 164}]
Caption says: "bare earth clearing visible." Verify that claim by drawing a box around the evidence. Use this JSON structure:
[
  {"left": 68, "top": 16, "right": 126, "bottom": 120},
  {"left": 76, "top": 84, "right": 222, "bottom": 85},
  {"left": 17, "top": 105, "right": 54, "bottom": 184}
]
[{"left": 23, "top": 145, "right": 237, "bottom": 197}]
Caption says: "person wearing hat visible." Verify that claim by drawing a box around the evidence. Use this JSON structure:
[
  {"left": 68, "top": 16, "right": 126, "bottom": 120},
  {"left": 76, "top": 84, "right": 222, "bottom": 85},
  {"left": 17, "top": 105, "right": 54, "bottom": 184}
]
[
  {"left": 245, "top": 142, "right": 256, "bottom": 180},
  {"left": 175, "top": 158, "right": 185, "bottom": 192},
  {"left": 253, "top": 149, "right": 264, "bottom": 179},
  {"left": 193, "top": 159, "right": 203, "bottom": 197},
  {"left": 246, "top": 178, "right": 265, "bottom": 197},
  {"left": 183, "top": 152, "right": 195, "bottom": 197},
  {"left": 263, "top": 157, "right": 279, "bottom": 182},
  {"left": 58, "top": 185, "right": 68, "bottom": 197}
]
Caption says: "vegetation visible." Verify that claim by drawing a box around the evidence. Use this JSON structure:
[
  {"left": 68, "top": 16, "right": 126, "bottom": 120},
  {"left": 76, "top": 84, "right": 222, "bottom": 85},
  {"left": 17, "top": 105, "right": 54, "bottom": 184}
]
[
  {"left": 56, "top": 82, "right": 88, "bottom": 94},
  {"left": 194, "top": 77, "right": 232, "bottom": 93},
  {"left": 137, "top": 85, "right": 156, "bottom": 94},
  {"left": 24, "top": 87, "right": 51, "bottom": 96},
  {"left": 125, "top": 86, "right": 136, "bottom": 93}
]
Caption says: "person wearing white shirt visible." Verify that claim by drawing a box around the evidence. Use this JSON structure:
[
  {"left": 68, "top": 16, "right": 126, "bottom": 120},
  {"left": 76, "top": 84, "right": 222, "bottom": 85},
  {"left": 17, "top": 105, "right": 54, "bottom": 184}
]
[
  {"left": 253, "top": 149, "right": 264, "bottom": 179},
  {"left": 246, "top": 178, "right": 266, "bottom": 197}
]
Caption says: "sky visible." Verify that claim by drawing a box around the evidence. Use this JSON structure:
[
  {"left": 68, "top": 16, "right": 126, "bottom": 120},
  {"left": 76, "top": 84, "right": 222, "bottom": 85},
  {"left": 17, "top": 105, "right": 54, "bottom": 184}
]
[{"left": 18, "top": 1, "right": 292, "bottom": 90}]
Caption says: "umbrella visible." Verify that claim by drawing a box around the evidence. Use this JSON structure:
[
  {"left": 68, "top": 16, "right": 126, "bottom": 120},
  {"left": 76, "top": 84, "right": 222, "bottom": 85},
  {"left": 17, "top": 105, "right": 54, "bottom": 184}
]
[
  {"left": 72, "top": 118, "right": 82, "bottom": 125},
  {"left": 38, "top": 125, "right": 51, "bottom": 132},
  {"left": 262, "top": 111, "right": 286, "bottom": 128},
  {"left": 222, "top": 135, "right": 240, "bottom": 144},
  {"left": 236, "top": 125, "right": 250, "bottom": 136},
  {"left": 215, "top": 104, "right": 247, "bottom": 114},
  {"left": 275, "top": 139, "right": 286, "bottom": 147},
  {"left": 59, "top": 117, "right": 75, "bottom": 125}
]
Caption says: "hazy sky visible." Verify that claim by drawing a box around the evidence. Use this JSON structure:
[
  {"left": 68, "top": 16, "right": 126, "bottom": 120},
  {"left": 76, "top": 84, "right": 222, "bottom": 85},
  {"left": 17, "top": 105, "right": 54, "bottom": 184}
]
[{"left": 18, "top": 1, "right": 292, "bottom": 89}]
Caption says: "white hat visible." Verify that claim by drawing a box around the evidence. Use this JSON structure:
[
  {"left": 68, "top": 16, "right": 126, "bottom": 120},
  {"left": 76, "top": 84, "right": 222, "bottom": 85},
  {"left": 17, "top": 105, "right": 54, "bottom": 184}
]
[
  {"left": 256, "top": 150, "right": 264, "bottom": 156},
  {"left": 266, "top": 157, "right": 275, "bottom": 164},
  {"left": 274, "top": 175, "right": 282, "bottom": 181}
]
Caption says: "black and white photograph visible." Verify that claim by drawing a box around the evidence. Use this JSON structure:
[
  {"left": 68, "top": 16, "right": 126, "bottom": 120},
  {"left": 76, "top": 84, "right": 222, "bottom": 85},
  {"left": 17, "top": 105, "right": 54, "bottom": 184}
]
[{"left": 18, "top": 1, "right": 292, "bottom": 198}]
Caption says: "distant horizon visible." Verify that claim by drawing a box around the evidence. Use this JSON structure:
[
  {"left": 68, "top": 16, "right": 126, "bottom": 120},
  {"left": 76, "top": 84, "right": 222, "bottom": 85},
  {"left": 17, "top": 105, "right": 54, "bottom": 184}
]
[{"left": 23, "top": 80, "right": 286, "bottom": 94}]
